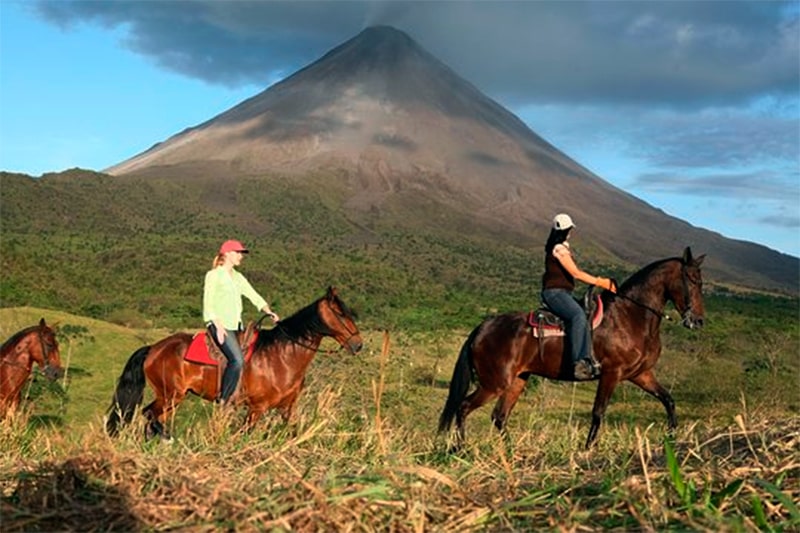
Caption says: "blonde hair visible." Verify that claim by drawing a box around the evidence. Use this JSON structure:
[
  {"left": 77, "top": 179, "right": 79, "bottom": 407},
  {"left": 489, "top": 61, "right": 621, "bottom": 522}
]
[{"left": 212, "top": 253, "right": 226, "bottom": 268}]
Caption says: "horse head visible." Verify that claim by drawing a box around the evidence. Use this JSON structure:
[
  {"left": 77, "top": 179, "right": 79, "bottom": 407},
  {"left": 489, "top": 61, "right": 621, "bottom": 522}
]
[
  {"left": 318, "top": 286, "right": 363, "bottom": 354},
  {"left": 672, "top": 247, "right": 706, "bottom": 329},
  {"left": 34, "top": 318, "right": 65, "bottom": 381}
]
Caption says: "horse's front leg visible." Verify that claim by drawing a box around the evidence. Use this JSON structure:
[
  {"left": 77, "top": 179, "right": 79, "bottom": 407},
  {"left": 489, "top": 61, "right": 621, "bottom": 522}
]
[
  {"left": 629, "top": 369, "right": 677, "bottom": 431},
  {"left": 586, "top": 372, "right": 621, "bottom": 448},
  {"left": 277, "top": 386, "right": 303, "bottom": 425},
  {"left": 244, "top": 404, "right": 267, "bottom": 431}
]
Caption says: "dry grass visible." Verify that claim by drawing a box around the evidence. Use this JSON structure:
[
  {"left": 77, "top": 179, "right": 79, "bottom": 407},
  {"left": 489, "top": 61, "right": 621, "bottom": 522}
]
[
  {"left": 1, "top": 317, "right": 797, "bottom": 531},
  {"left": 2, "top": 384, "right": 798, "bottom": 532}
]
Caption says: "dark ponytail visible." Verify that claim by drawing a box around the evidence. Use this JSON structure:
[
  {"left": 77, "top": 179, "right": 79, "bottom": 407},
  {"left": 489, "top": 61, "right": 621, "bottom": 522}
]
[{"left": 544, "top": 228, "right": 571, "bottom": 254}]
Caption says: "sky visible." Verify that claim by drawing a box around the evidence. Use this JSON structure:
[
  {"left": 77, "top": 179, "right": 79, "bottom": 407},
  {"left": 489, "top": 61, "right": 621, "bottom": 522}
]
[{"left": 1, "top": 1, "right": 798, "bottom": 258}]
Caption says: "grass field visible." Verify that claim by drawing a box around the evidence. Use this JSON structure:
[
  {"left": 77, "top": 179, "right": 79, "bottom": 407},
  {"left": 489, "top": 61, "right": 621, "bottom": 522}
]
[{"left": 1, "top": 300, "right": 798, "bottom": 531}]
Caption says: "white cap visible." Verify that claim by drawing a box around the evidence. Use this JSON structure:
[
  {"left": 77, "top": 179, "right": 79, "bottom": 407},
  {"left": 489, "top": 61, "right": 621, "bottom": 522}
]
[{"left": 553, "top": 213, "right": 575, "bottom": 230}]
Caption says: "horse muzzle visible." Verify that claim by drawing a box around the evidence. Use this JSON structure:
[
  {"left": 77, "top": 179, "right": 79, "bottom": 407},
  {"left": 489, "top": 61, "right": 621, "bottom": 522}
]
[
  {"left": 44, "top": 365, "right": 64, "bottom": 381},
  {"left": 347, "top": 337, "right": 363, "bottom": 354},
  {"left": 681, "top": 312, "right": 704, "bottom": 330}
]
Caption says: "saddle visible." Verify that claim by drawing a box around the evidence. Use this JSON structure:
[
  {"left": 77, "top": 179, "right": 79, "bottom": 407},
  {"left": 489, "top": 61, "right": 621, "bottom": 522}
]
[
  {"left": 528, "top": 290, "right": 605, "bottom": 338},
  {"left": 183, "top": 322, "right": 259, "bottom": 366}
]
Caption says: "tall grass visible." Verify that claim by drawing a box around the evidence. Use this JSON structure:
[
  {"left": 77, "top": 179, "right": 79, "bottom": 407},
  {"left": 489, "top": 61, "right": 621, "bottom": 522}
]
[{"left": 1, "top": 300, "right": 798, "bottom": 531}]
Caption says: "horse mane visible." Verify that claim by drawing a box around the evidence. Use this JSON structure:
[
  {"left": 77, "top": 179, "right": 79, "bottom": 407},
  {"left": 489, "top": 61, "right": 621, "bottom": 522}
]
[
  {"left": 0, "top": 325, "right": 43, "bottom": 358},
  {"left": 254, "top": 292, "right": 357, "bottom": 349},
  {"left": 619, "top": 256, "right": 682, "bottom": 295}
]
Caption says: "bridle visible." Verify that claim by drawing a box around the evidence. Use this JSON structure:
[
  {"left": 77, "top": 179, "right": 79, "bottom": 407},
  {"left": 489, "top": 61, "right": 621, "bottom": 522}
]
[
  {"left": 678, "top": 263, "right": 702, "bottom": 327},
  {"left": 613, "top": 259, "right": 699, "bottom": 324},
  {"left": 266, "top": 300, "right": 360, "bottom": 355},
  {"left": 1, "top": 326, "right": 56, "bottom": 373}
]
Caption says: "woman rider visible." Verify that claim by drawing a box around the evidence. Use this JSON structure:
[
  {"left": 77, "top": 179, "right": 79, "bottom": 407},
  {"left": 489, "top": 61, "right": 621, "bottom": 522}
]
[
  {"left": 541, "top": 214, "right": 616, "bottom": 380},
  {"left": 203, "top": 239, "right": 279, "bottom": 404}
]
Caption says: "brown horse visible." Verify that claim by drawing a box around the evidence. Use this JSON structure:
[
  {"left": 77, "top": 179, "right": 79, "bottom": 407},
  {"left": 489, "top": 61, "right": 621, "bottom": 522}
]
[
  {"left": 439, "top": 247, "right": 706, "bottom": 449},
  {"left": 106, "top": 287, "right": 362, "bottom": 439},
  {"left": 1, "top": 318, "right": 64, "bottom": 417}
]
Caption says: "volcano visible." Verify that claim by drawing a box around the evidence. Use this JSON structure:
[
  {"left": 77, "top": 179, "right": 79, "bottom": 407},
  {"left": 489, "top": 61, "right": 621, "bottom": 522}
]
[{"left": 106, "top": 26, "right": 797, "bottom": 293}]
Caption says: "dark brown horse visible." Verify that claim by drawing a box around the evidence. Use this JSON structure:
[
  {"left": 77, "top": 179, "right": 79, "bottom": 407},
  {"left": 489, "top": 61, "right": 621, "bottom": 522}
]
[
  {"left": 106, "top": 287, "right": 362, "bottom": 439},
  {"left": 439, "top": 247, "right": 706, "bottom": 449},
  {"left": 1, "top": 318, "right": 64, "bottom": 417}
]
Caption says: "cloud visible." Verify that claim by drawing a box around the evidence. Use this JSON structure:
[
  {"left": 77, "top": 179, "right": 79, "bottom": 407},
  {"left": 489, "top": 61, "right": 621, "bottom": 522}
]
[
  {"left": 759, "top": 213, "right": 800, "bottom": 229},
  {"left": 34, "top": 0, "right": 799, "bottom": 107},
  {"left": 31, "top": 0, "right": 800, "bottom": 241},
  {"left": 631, "top": 170, "right": 799, "bottom": 201},
  {"left": 620, "top": 107, "right": 800, "bottom": 169}
]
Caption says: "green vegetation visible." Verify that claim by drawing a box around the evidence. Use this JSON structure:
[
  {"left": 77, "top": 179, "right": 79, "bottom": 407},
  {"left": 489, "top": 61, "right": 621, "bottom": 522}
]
[
  {"left": 1, "top": 170, "right": 550, "bottom": 331},
  {"left": 1, "top": 295, "right": 797, "bottom": 531},
  {"left": 1, "top": 170, "right": 798, "bottom": 530}
]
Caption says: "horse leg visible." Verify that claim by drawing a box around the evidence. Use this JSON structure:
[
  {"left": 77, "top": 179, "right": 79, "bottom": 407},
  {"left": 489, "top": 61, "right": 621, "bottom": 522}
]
[
  {"left": 244, "top": 405, "right": 268, "bottom": 431},
  {"left": 491, "top": 376, "right": 527, "bottom": 432},
  {"left": 143, "top": 392, "right": 185, "bottom": 441},
  {"left": 629, "top": 370, "right": 677, "bottom": 431},
  {"left": 454, "top": 386, "right": 499, "bottom": 450},
  {"left": 586, "top": 373, "right": 621, "bottom": 449}
]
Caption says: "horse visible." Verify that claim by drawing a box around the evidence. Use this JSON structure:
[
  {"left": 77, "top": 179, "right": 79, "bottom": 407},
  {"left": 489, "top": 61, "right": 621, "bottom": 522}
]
[
  {"left": 1, "top": 318, "right": 64, "bottom": 417},
  {"left": 106, "top": 286, "right": 363, "bottom": 439},
  {"left": 438, "top": 247, "right": 706, "bottom": 449}
]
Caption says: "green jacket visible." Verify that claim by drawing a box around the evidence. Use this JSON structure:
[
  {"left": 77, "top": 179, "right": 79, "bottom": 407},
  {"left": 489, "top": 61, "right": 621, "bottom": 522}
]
[{"left": 203, "top": 267, "right": 267, "bottom": 330}]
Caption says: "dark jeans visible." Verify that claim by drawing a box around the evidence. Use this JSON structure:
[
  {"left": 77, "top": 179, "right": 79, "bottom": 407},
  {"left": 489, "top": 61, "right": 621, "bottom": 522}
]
[
  {"left": 541, "top": 288, "right": 592, "bottom": 365},
  {"left": 207, "top": 323, "right": 244, "bottom": 402}
]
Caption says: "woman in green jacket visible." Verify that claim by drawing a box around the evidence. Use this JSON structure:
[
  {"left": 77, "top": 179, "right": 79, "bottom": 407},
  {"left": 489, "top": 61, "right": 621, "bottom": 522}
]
[{"left": 203, "top": 239, "right": 279, "bottom": 404}]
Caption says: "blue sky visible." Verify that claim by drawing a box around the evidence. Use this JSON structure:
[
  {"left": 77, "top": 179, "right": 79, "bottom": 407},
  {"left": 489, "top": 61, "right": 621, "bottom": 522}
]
[{"left": 1, "top": 1, "right": 798, "bottom": 257}]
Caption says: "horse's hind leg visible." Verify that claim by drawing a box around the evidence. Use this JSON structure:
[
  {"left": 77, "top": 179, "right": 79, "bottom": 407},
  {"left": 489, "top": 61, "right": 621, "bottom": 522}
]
[
  {"left": 629, "top": 370, "right": 677, "bottom": 431},
  {"left": 143, "top": 393, "right": 185, "bottom": 441},
  {"left": 455, "top": 386, "right": 499, "bottom": 448},
  {"left": 491, "top": 376, "right": 527, "bottom": 432}
]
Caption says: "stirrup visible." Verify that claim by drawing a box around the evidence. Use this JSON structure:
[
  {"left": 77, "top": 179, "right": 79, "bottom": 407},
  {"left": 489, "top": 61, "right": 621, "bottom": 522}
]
[{"left": 574, "top": 359, "right": 601, "bottom": 380}]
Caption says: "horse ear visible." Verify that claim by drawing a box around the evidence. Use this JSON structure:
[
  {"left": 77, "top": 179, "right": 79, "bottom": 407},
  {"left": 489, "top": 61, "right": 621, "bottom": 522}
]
[
  {"left": 327, "top": 286, "right": 338, "bottom": 299},
  {"left": 682, "top": 247, "right": 693, "bottom": 264},
  {"left": 39, "top": 318, "right": 46, "bottom": 327},
  {"left": 694, "top": 254, "right": 706, "bottom": 267}
]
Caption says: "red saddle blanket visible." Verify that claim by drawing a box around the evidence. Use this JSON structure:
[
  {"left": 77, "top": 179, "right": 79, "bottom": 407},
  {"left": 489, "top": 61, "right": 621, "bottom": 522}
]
[
  {"left": 527, "top": 295, "right": 605, "bottom": 338},
  {"left": 184, "top": 332, "right": 257, "bottom": 366}
]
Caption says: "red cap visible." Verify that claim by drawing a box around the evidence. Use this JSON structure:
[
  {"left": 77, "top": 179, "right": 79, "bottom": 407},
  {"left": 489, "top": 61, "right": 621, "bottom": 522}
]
[{"left": 219, "top": 239, "right": 249, "bottom": 254}]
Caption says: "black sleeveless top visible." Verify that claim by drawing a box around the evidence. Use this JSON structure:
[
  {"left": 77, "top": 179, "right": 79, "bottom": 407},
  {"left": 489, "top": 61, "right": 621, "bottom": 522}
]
[{"left": 542, "top": 246, "right": 575, "bottom": 292}]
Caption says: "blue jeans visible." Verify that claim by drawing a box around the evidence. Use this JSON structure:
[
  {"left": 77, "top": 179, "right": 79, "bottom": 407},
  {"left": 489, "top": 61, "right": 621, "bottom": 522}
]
[
  {"left": 207, "top": 323, "right": 244, "bottom": 402},
  {"left": 541, "top": 288, "right": 591, "bottom": 365}
]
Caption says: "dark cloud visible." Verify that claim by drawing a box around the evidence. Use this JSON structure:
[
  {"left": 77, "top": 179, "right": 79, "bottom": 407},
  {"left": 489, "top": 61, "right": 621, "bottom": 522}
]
[
  {"left": 759, "top": 214, "right": 800, "bottom": 229},
  {"left": 33, "top": 0, "right": 799, "bottom": 241},
  {"left": 622, "top": 108, "right": 800, "bottom": 168},
  {"left": 35, "top": 0, "right": 799, "bottom": 106},
  {"left": 631, "top": 170, "right": 798, "bottom": 201}
]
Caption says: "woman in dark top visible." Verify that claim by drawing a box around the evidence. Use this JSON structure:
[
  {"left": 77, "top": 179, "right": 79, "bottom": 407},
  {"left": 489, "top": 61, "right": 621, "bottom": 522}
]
[{"left": 541, "top": 214, "right": 616, "bottom": 380}]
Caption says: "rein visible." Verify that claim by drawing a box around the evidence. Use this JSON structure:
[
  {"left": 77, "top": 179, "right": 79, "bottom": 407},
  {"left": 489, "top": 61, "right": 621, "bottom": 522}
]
[
  {"left": 1, "top": 327, "right": 50, "bottom": 371},
  {"left": 613, "top": 261, "right": 695, "bottom": 321},
  {"left": 612, "top": 292, "right": 670, "bottom": 320},
  {"left": 273, "top": 322, "right": 343, "bottom": 355},
  {"left": 258, "top": 300, "right": 358, "bottom": 356},
  {"left": 0, "top": 357, "right": 30, "bottom": 371}
]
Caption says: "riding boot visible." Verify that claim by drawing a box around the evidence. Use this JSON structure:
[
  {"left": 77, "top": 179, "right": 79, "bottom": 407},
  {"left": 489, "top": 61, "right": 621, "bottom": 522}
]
[
  {"left": 575, "top": 331, "right": 601, "bottom": 380},
  {"left": 574, "top": 360, "right": 596, "bottom": 380},
  {"left": 585, "top": 344, "right": 602, "bottom": 378}
]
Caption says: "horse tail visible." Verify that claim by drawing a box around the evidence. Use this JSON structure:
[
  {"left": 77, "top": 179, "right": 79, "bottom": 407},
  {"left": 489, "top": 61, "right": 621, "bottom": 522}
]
[
  {"left": 106, "top": 345, "right": 150, "bottom": 436},
  {"left": 438, "top": 324, "right": 481, "bottom": 434}
]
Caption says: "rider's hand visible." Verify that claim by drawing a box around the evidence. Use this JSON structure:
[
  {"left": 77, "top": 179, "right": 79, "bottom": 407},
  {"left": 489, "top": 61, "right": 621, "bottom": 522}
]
[
  {"left": 596, "top": 277, "right": 617, "bottom": 293},
  {"left": 263, "top": 307, "right": 280, "bottom": 322}
]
